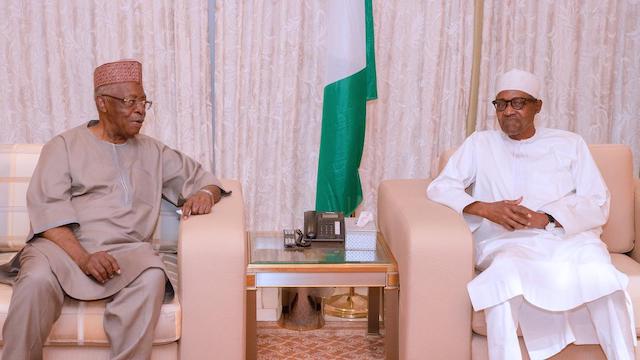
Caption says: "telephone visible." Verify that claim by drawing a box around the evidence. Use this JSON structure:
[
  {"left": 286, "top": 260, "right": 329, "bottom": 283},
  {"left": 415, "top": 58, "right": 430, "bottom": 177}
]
[{"left": 303, "top": 211, "right": 345, "bottom": 242}]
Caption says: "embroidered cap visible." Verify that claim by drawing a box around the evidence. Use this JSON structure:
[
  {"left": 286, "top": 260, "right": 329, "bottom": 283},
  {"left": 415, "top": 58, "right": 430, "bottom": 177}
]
[
  {"left": 93, "top": 60, "right": 142, "bottom": 89},
  {"left": 495, "top": 68, "right": 541, "bottom": 99}
]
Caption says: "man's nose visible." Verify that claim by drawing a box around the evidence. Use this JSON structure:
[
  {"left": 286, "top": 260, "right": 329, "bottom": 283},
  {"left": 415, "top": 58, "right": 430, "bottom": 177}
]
[
  {"left": 503, "top": 103, "right": 516, "bottom": 115},
  {"left": 133, "top": 101, "right": 146, "bottom": 114}
]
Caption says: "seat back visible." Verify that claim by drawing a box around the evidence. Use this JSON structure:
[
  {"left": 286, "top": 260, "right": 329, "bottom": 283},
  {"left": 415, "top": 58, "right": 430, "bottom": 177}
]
[
  {"left": 590, "top": 144, "right": 635, "bottom": 253},
  {"left": 0, "top": 144, "right": 180, "bottom": 252},
  {"left": 437, "top": 143, "right": 635, "bottom": 253},
  {"left": 0, "top": 144, "right": 41, "bottom": 251}
]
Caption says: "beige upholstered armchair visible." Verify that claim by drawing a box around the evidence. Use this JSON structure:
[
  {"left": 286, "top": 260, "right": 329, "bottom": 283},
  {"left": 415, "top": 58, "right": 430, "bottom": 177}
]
[
  {"left": 377, "top": 144, "right": 640, "bottom": 360},
  {"left": 0, "top": 144, "right": 246, "bottom": 359}
]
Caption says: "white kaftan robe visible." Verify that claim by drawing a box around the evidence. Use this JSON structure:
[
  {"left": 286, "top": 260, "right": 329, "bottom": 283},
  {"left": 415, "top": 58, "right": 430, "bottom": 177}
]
[{"left": 427, "top": 128, "right": 635, "bottom": 358}]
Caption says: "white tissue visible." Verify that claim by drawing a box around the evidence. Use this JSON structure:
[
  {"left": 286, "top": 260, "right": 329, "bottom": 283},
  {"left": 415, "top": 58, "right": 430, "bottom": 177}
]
[{"left": 356, "top": 211, "right": 373, "bottom": 227}]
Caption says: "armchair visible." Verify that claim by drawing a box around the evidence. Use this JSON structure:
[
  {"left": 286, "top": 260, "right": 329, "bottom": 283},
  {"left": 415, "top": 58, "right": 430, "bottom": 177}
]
[
  {"left": 0, "top": 144, "right": 246, "bottom": 359},
  {"left": 378, "top": 144, "right": 640, "bottom": 359}
]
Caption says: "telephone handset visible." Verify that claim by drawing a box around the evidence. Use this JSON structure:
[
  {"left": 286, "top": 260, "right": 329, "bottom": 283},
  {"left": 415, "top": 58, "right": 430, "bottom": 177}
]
[
  {"left": 303, "top": 211, "right": 345, "bottom": 242},
  {"left": 283, "top": 229, "right": 310, "bottom": 248}
]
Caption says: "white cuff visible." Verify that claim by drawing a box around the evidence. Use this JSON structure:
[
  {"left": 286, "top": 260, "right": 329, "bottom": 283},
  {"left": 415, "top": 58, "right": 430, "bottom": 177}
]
[{"left": 545, "top": 221, "right": 556, "bottom": 232}]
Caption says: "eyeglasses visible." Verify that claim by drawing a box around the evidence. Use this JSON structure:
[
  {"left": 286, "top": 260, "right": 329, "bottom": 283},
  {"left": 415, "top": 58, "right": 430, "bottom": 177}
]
[
  {"left": 100, "top": 94, "right": 153, "bottom": 110},
  {"left": 491, "top": 97, "right": 537, "bottom": 111}
]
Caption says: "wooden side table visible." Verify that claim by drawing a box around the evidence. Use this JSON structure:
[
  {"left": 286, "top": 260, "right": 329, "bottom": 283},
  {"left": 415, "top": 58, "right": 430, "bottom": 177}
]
[{"left": 246, "top": 231, "right": 399, "bottom": 360}]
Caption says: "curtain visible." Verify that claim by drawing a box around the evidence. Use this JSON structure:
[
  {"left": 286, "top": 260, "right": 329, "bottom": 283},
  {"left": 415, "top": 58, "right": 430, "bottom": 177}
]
[
  {"left": 4, "top": 0, "right": 638, "bottom": 231},
  {"left": 0, "top": 0, "right": 214, "bottom": 170},
  {"left": 214, "top": 1, "right": 475, "bottom": 230},
  {"left": 475, "top": 0, "right": 640, "bottom": 171}
]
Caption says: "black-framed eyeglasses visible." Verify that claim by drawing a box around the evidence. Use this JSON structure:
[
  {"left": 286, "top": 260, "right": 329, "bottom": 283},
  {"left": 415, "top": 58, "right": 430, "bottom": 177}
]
[
  {"left": 491, "top": 97, "right": 537, "bottom": 111},
  {"left": 100, "top": 94, "right": 153, "bottom": 110}
]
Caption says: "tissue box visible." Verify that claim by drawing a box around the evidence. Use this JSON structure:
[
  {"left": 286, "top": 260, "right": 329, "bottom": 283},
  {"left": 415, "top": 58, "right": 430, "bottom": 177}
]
[
  {"left": 345, "top": 250, "right": 377, "bottom": 262},
  {"left": 345, "top": 217, "right": 377, "bottom": 250}
]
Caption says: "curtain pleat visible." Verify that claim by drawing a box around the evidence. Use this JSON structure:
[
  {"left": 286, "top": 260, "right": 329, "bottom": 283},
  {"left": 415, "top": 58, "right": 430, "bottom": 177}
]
[
  {"left": 0, "top": 0, "right": 213, "bottom": 170},
  {"left": 214, "top": 1, "right": 474, "bottom": 230},
  {"left": 2, "top": 1, "right": 639, "bottom": 231},
  {"left": 475, "top": 0, "right": 640, "bottom": 173}
]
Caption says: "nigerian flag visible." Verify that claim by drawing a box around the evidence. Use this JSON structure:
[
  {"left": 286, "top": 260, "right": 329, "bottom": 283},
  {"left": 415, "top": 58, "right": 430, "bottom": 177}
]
[{"left": 315, "top": 0, "right": 377, "bottom": 216}]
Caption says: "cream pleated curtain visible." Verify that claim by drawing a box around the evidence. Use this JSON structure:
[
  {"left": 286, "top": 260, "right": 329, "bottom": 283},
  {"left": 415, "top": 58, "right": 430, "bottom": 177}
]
[
  {"left": 0, "top": 1, "right": 214, "bottom": 170},
  {"left": 215, "top": 0, "right": 640, "bottom": 231},
  {"left": 2, "top": 1, "right": 638, "bottom": 232},
  {"left": 214, "top": 1, "right": 474, "bottom": 230},
  {"left": 474, "top": 0, "right": 640, "bottom": 170}
]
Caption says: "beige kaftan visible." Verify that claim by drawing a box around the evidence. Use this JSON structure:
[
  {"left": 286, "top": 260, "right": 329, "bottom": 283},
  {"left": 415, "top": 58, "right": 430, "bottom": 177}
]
[{"left": 9, "top": 120, "right": 221, "bottom": 300}]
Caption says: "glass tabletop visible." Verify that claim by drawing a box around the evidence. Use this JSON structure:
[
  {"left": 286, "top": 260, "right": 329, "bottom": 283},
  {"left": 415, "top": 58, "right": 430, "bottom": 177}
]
[{"left": 248, "top": 231, "right": 394, "bottom": 265}]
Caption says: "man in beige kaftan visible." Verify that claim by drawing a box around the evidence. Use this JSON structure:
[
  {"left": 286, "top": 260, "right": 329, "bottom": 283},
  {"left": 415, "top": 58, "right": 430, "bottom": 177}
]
[{"left": 1, "top": 60, "right": 224, "bottom": 360}]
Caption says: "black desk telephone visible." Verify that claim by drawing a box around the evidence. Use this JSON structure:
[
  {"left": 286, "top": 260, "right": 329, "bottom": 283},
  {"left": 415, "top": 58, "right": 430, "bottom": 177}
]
[
  {"left": 303, "top": 211, "right": 345, "bottom": 241},
  {"left": 283, "top": 211, "right": 345, "bottom": 249}
]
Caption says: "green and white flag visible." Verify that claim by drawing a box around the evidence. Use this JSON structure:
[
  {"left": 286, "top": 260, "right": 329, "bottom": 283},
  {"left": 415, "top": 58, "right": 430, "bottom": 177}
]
[{"left": 315, "top": 0, "right": 377, "bottom": 216}]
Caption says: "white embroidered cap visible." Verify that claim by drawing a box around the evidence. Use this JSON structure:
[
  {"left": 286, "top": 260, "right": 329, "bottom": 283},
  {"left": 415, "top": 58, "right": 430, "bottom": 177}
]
[{"left": 495, "top": 68, "right": 541, "bottom": 99}]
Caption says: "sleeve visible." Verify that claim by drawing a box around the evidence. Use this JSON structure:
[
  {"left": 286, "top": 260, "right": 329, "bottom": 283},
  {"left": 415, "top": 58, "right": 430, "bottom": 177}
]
[
  {"left": 426, "top": 134, "right": 483, "bottom": 231},
  {"left": 161, "top": 146, "right": 224, "bottom": 206},
  {"left": 26, "top": 136, "right": 79, "bottom": 239},
  {"left": 539, "top": 137, "right": 610, "bottom": 236}
]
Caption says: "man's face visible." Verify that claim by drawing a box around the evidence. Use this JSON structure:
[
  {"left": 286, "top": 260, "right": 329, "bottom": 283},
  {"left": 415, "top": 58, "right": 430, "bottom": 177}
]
[
  {"left": 96, "top": 82, "right": 147, "bottom": 141},
  {"left": 494, "top": 90, "right": 542, "bottom": 140}
]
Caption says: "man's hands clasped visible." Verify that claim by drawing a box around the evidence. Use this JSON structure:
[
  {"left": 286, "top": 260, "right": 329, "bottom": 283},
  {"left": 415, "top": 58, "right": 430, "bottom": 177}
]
[
  {"left": 464, "top": 197, "right": 550, "bottom": 231},
  {"left": 42, "top": 226, "right": 122, "bottom": 284},
  {"left": 78, "top": 251, "right": 121, "bottom": 284}
]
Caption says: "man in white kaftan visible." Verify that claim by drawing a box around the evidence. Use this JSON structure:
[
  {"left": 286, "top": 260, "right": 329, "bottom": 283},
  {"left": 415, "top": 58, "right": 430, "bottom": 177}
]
[{"left": 427, "top": 69, "right": 636, "bottom": 359}]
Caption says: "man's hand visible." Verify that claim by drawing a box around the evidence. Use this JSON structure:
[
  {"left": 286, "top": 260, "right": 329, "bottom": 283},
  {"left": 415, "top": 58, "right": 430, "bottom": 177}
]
[
  {"left": 78, "top": 251, "right": 121, "bottom": 284},
  {"left": 464, "top": 197, "right": 553, "bottom": 231},
  {"left": 527, "top": 211, "right": 549, "bottom": 229},
  {"left": 464, "top": 197, "right": 532, "bottom": 231},
  {"left": 42, "top": 226, "right": 121, "bottom": 284},
  {"left": 181, "top": 185, "right": 222, "bottom": 219}
]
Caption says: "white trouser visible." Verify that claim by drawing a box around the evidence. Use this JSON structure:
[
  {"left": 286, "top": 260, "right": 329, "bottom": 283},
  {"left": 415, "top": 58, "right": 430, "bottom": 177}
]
[
  {"left": 485, "top": 296, "right": 524, "bottom": 360},
  {"left": 485, "top": 292, "right": 635, "bottom": 360},
  {"left": 585, "top": 291, "right": 636, "bottom": 360}
]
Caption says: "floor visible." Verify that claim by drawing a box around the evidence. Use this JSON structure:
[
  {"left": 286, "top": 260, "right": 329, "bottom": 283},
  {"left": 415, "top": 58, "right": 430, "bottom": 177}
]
[{"left": 257, "top": 320, "right": 385, "bottom": 360}]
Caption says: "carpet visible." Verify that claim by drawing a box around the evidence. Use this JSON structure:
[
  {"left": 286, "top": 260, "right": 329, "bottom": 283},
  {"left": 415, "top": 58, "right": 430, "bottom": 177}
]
[{"left": 257, "top": 321, "right": 385, "bottom": 359}]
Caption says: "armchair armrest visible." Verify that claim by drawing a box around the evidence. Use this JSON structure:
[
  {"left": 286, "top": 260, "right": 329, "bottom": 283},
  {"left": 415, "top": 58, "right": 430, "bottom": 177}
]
[
  {"left": 378, "top": 179, "right": 474, "bottom": 360},
  {"left": 178, "top": 180, "right": 246, "bottom": 360},
  {"left": 630, "top": 178, "right": 640, "bottom": 263}
]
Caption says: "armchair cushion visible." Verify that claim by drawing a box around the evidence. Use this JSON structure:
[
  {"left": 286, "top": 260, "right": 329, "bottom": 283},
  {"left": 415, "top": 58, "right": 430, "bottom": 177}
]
[{"left": 0, "top": 272, "right": 180, "bottom": 346}]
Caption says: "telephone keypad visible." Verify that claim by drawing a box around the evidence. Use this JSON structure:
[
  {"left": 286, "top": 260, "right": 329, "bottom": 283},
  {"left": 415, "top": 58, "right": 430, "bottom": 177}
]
[{"left": 319, "top": 224, "right": 334, "bottom": 237}]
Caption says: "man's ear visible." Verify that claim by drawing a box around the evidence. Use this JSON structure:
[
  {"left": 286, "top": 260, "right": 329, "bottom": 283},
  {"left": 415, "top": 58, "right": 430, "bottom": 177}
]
[
  {"left": 95, "top": 96, "right": 107, "bottom": 113},
  {"left": 535, "top": 99, "right": 543, "bottom": 114}
]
